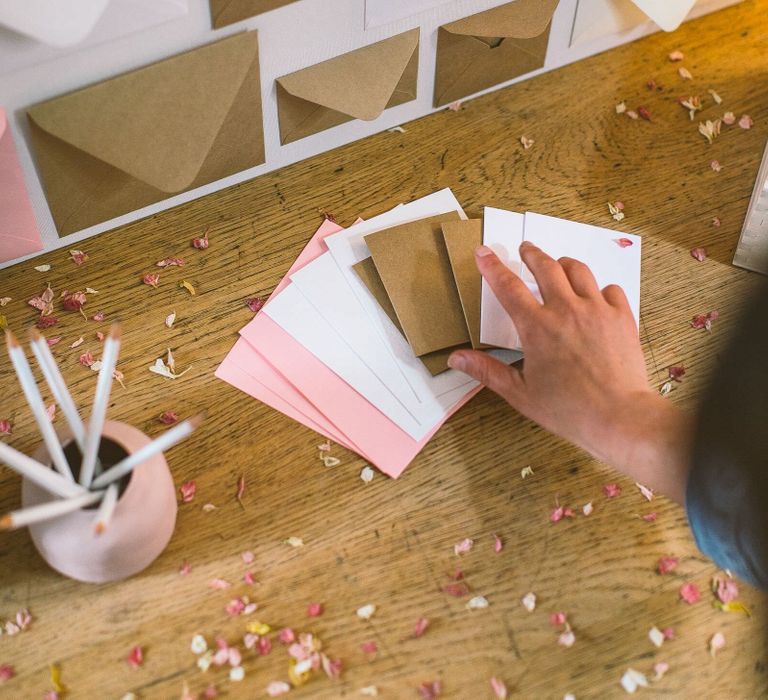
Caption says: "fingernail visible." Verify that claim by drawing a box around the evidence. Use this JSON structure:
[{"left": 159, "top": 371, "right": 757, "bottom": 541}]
[
  {"left": 475, "top": 245, "right": 494, "bottom": 257},
  {"left": 447, "top": 353, "right": 466, "bottom": 372}
]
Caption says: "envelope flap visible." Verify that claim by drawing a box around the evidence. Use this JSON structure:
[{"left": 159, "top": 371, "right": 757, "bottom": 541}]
[
  {"left": 27, "top": 32, "right": 259, "bottom": 193},
  {"left": 276, "top": 29, "right": 419, "bottom": 122},
  {"left": 442, "top": 0, "right": 559, "bottom": 39},
  {"left": 631, "top": 0, "right": 696, "bottom": 31}
]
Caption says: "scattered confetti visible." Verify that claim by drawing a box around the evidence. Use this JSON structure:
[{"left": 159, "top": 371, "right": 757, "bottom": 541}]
[
  {"left": 0, "top": 298, "right": 10, "bottom": 306},
  {"left": 714, "top": 576, "right": 738, "bottom": 604},
  {"left": 47, "top": 337, "right": 62, "bottom": 347},
  {"left": 180, "top": 280, "right": 196, "bottom": 295},
  {"left": 62, "top": 290, "right": 87, "bottom": 312},
  {"left": 642, "top": 512, "right": 658, "bottom": 522},
  {"left": 626, "top": 110, "right": 639, "bottom": 120},
  {"left": 179, "top": 561, "right": 192, "bottom": 575},
  {"left": 143, "top": 273, "right": 160, "bottom": 288},
  {"left": 360, "top": 466, "right": 374, "bottom": 483},
  {"left": 91, "top": 311, "right": 105, "bottom": 322},
  {"left": 678, "top": 67, "right": 693, "bottom": 80},
  {"left": 609, "top": 202, "right": 626, "bottom": 222},
  {"left": 707, "top": 88, "right": 722, "bottom": 104},
  {"left": 668, "top": 50, "right": 684, "bottom": 61},
  {"left": 690, "top": 310, "right": 718, "bottom": 331},
  {"left": 722, "top": 111, "right": 736, "bottom": 125},
  {"left": 285, "top": 536, "right": 304, "bottom": 548},
  {"left": 712, "top": 216, "right": 721, "bottom": 227},
  {"left": 246, "top": 297, "right": 265, "bottom": 313},
  {"left": 550, "top": 612, "right": 567, "bottom": 627},
  {"left": 307, "top": 603, "right": 324, "bottom": 618},
  {"left": 657, "top": 557, "right": 679, "bottom": 575},
  {"left": 34, "top": 264, "right": 51, "bottom": 272},
  {"left": 361, "top": 641, "right": 378, "bottom": 654},
  {"left": 637, "top": 106, "right": 652, "bottom": 121},
  {"left": 466, "top": 596, "right": 489, "bottom": 610},
  {"left": 158, "top": 411, "right": 179, "bottom": 425},
  {"left": 387, "top": 126, "right": 406, "bottom": 133},
  {"left": 79, "top": 351, "right": 95, "bottom": 368},
  {"left": 558, "top": 627, "right": 576, "bottom": 648},
  {"left": 490, "top": 677, "right": 508, "bottom": 699},
  {"left": 493, "top": 533, "right": 503, "bottom": 553},
  {"left": 179, "top": 480, "right": 197, "bottom": 503},
  {"left": 680, "top": 582, "right": 701, "bottom": 604},
  {"left": 520, "top": 136, "right": 535, "bottom": 150},
  {"left": 679, "top": 95, "right": 701, "bottom": 120},
  {"left": 709, "top": 631, "right": 725, "bottom": 657},
  {"left": 69, "top": 250, "right": 88, "bottom": 265},
  {"left": 603, "top": 483, "right": 621, "bottom": 498},
  {"left": 46, "top": 404, "right": 56, "bottom": 422},
  {"left": 710, "top": 160, "right": 721, "bottom": 173},
  {"left": 615, "top": 102, "right": 627, "bottom": 114},
  {"left": 357, "top": 604, "right": 376, "bottom": 621},
  {"left": 522, "top": 592, "right": 537, "bottom": 612},
  {"left": 417, "top": 680, "right": 442, "bottom": 699},
  {"left": 191, "top": 635, "right": 208, "bottom": 654},
  {"left": 360, "top": 687, "right": 379, "bottom": 697},
  {"left": 582, "top": 502, "right": 594, "bottom": 516},
  {"left": 126, "top": 646, "right": 144, "bottom": 668},
  {"left": 70, "top": 337, "right": 84, "bottom": 348},
  {"left": 738, "top": 114, "right": 753, "bottom": 130},
  {"left": 636, "top": 482, "right": 654, "bottom": 502},
  {"left": 691, "top": 246, "right": 708, "bottom": 261},
  {"left": 520, "top": 466, "right": 534, "bottom": 479},
  {"left": 447, "top": 101, "right": 462, "bottom": 111},
  {"left": 165, "top": 311, "right": 176, "bottom": 328},
  {"left": 0, "top": 665, "right": 14, "bottom": 684},
  {"left": 454, "top": 538, "right": 474, "bottom": 555},
  {"left": 266, "top": 681, "right": 291, "bottom": 696},
  {"left": 652, "top": 661, "right": 670, "bottom": 680},
  {"left": 550, "top": 502, "right": 574, "bottom": 522},
  {"left": 157, "top": 257, "right": 185, "bottom": 268},
  {"left": 620, "top": 668, "right": 648, "bottom": 694},
  {"left": 413, "top": 617, "right": 430, "bottom": 638},
  {"left": 649, "top": 626, "right": 665, "bottom": 648},
  {"left": 698, "top": 119, "right": 722, "bottom": 144},
  {"left": 0, "top": 419, "right": 12, "bottom": 435},
  {"left": 192, "top": 230, "right": 210, "bottom": 249},
  {"left": 149, "top": 356, "right": 190, "bottom": 380}
]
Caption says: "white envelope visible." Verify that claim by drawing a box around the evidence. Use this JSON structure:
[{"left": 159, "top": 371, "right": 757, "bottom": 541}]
[{"left": 0, "top": 0, "right": 189, "bottom": 77}]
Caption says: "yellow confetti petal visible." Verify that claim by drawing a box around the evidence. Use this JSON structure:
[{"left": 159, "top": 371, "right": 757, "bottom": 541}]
[
  {"left": 246, "top": 621, "right": 272, "bottom": 635},
  {"left": 714, "top": 600, "right": 751, "bottom": 616},
  {"left": 288, "top": 659, "right": 311, "bottom": 687},
  {"left": 0, "top": 314, "right": 7, "bottom": 331},
  {"left": 50, "top": 663, "right": 67, "bottom": 693},
  {"left": 180, "top": 280, "right": 196, "bottom": 296}
]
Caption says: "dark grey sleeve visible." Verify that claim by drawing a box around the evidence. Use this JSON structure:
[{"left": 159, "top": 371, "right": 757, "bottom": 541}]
[{"left": 686, "top": 283, "right": 768, "bottom": 589}]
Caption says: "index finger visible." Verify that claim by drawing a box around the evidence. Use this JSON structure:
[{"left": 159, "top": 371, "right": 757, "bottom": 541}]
[{"left": 475, "top": 246, "right": 540, "bottom": 331}]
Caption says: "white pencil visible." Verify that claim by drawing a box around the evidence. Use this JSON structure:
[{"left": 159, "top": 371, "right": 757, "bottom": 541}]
[
  {"left": 0, "top": 441, "right": 87, "bottom": 499},
  {"left": 0, "top": 490, "right": 104, "bottom": 531},
  {"left": 93, "top": 483, "right": 119, "bottom": 535},
  {"left": 29, "top": 329, "right": 87, "bottom": 450},
  {"left": 6, "top": 331, "right": 74, "bottom": 482},
  {"left": 79, "top": 325, "right": 121, "bottom": 487},
  {"left": 91, "top": 414, "right": 204, "bottom": 489}
]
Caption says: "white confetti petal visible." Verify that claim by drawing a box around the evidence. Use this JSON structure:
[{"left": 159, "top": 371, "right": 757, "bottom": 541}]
[
  {"left": 34, "top": 264, "right": 51, "bottom": 272},
  {"left": 522, "top": 592, "right": 537, "bottom": 612},
  {"left": 229, "top": 666, "right": 245, "bottom": 682},
  {"left": 582, "top": 502, "right": 594, "bottom": 516},
  {"left": 357, "top": 604, "right": 376, "bottom": 620},
  {"left": 620, "top": 669, "right": 648, "bottom": 694},
  {"left": 648, "top": 626, "right": 664, "bottom": 648},
  {"left": 521, "top": 466, "right": 534, "bottom": 479},
  {"left": 360, "top": 687, "right": 379, "bottom": 697},
  {"left": 165, "top": 311, "right": 176, "bottom": 328},
  {"left": 191, "top": 634, "right": 208, "bottom": 654},
  {"left": 360, "top": 465, "right": 374, "bottom": 482},
  {"left": 285, "top": 536, "right": 304, "bottom": 548},
  {"left": 466, "top": 595, "right": 489, "bottom": 610}
]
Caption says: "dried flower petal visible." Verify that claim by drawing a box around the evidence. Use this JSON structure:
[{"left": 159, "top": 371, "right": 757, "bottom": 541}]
[
  {"left": 722, "top": 111, "right": 735, "bottom": 125},
  {"left": 308, "top": 602, "right": 324, "bottom": 617},
  {"left": 34, "top": 264, "right": 51, "bottom": 272},
  {"left": 165, "top": 311, "right": 176, "bottom": 328},
  {"left": 361, "top": 687, "right": 379, "bottom": 697},
  {"left": 707, "top": 88, "right": 722, "bottom": 104},
  {"left": 417, "top": 680, "right": 442, "bottom": 699},
  {"left": 738, "top": 114, "right": 753, "bottom": 130},
  {"left": 668, "top": 50, "right": 684, "bottom": 62},
  {"left": 709, "top": 631, "right": 725, "bottom": 657},
  {"left": 69, "top": 250, "right": 88, "bottom": 266},
  {"left": 637, "top": 106, "right": 652, "bottom": 121},
  {"left": 179, "top": 480, "right": 196, "bottom": 503},
  {"left": 158, "top": 411, "right": 179, "bottom": 425},
  {"left": 626, "top": 110, "right": 639, "bottom": 120},
  {"left": 466, "top": 595, "right": 489, "bottom": 610},
  {"left": 614, "top": 237, "right": 633, "bottom": 248},
  {"left": 266, "top": 681, "right": 291, "bottom": 697},
  {"left": 180, "top": 280, "right": 196, "bottom": 295},
  {"left": 691, "top": 310, "right": 719, "bottom": 331},
  {"left": 493, "top": 533, "right": 503, "bottom": 552},
  {"left": 454, "top": 538, "right": 474, "bottom": 555},
  {"left": 37, "top": 316, "right": 58, "bottom": 329},
  {"left": 642, "top": 512, "right": 658, "bottom": 522},
  {"left": 192, "top": 231, "right": 210, "bottom": 249},
  {"left": 179, "top": 560, "right": 192, "bottom": 575},
  {"left": 678, "top": 67, "right": 693, "bottom": 80},
  {"left": 550, "top": 612, "right": 567, "bottom": 627},
  {"left": 447, "top": 101, "right": 462, "bottom": 112},
  {"left": 413, "top": 617, "right": 430, "bottom": 638},
  {"left": 91, "top": 311, "right": 105, "bottom": 322},
  {"left": 246, "top": 297, "right": 265, "bottom": 313},
  {"left": 636, "top": 482, "right": 654, "bottom": 502},
  {"left": 229, "top": 667, "right": 245, "bottom": 682},
  {"left": 127, "top": 646, "right": 143, "bottom": 668},
  {"left": 79, "top": 351, "right": 94, "bottom": 367},
  {"left": 621, "top": 668, "right": 648, "bottom": 693},
  {"left": 46, "top": 404, "right": 56, "bottom": 422},
  {"left": 715, "top": 577, "right": 738, "bottom": 604},
  {"left": 657, "top": 557, "right": 679, "bottom": 575},
  {"left": 520, "top": 466, "right": 534, "bottom": 479},
  {"left": 558, "top": 627, "right": 576, "bottom": 648},
  {"left": 520, "top": 136, "right": 534, "bottom": 150},
  {"left": 490, "top": 677, "right": 508, "bottom": 699},
  {"left": 712, "top": 216, "right": 721, "bottom": 228},
  {"left": 609, "top": 203, "right": 626, "bottom": 222},
  {"left": 649, "top": 626, "right": 665, "bottom": 648},
  {"left": 360, "top": 466, "right": 374, "bottom": 483},
  {"left": 149, "top": 357, "right": 190, "bottom": 380},
  {"left": 191, "top": 635, "right": 208, "bottom": 654},
  {"left": 710, "top": 160, "right": 721, "bottom": 173},
  {"left": 0, "top": 665, "right": 15, "bottom": 684},
  {"left": 357, "top": 604, "right": 376, "bottom": 620},
  {"left": 361, "top": 641, "right": 378, "bottom": 654},
  {"left": 285, "top": 536, "right": 304, "bottom": 547},
  {"left": 680, "top": 582, "right": 701, "bottom": 604},
  {"left": 0, "top": 419, "right": 12, "bottom": 435},
  {"left": 690, "top": 246, "right": 708, "bottom": 261},
  {"left": 615, "top": 102, "right": 627, "bottom": 114},
  {"left": 0, "top": 297, "right": 10, "bottom": 306},
  {"left": 62, "top": 290, "right": 87, "bottom": 311},
  {"left": 143, "top": 273, "right": 160, "bottom": 288},
  {"left": 522, "top": 592, "right": 536, "bottom": 612},
  {"left": 443, "top": 582, "right": 470, "bottom": 597},
  {"left": 679, "top": 95, "right": 702, "bottom": 120},
  {"left": 603, "top": 483, "right": 621, "bottom": 498},
  {"left": 582, "top": 501, "right": 594, "bottom": 516},
  {"left": 653, "top": 661, "right": 670, "bottom": 680},
  {"left": 698, "top": 119, "right": 722, "bottom": 144},
  {"left": 156, "top": 257, "right": 185, "bottom": 268}
]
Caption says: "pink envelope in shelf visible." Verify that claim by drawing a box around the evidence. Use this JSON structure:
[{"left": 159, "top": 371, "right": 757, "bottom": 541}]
[
  {"left": 216, "top": 218, "right": 482, "bottom": 478},
  {"left": 0, "top": 109, "right": 43, "bottom": 263}
]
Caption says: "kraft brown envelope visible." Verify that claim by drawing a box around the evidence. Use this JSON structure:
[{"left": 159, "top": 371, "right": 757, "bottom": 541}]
[
  {"left": 209, "top": 0, "right": 297, "bottom": 28},
  {"left": 364, "top": 212, "right": 472, "bottom": 357},
  {"left": 276, "top": 29, "right": 419, "bottom": 145},
  {"left": 441, "top": 218, "right": 494, "bottom": 350},
  {"left": 352, "top": 257, "right": 463, "bottom": 376},
  {"left": 433, "top": 0, "right": 560, "bottom": 108},
  {"left": 27, "top": 32, "right": 264, "bottom": 237}
]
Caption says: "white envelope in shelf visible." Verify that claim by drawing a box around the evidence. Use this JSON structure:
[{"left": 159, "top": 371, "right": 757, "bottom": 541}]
[
  {"left": 0, "top": 0, "right": 111, "bottom": 47},
  {"left": 571, "top": 0, "right": 697, "bottom": 47},
  {"left": 0, "top": 0, "right": 189, "bottom": 77}
]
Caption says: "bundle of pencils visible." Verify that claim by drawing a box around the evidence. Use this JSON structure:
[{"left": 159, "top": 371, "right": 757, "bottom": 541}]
[{"left": 1, "top": 325, "right": 202, "bottom": 534}]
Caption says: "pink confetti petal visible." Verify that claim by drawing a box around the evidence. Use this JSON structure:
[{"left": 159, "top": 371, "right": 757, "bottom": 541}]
[
  {"left": 126, "top": 646, "right": 144, "bottom": 668},
  {"left": 413, "top": 617, "right": 430, "bottom": 638},
  {"left": 712, "top": 216, "right": 721, "bottom": 227},
  {"left": 244, "top": 570, "right": 256, "bottom": 585},
  {"left": 158, "top": 411, "right": 179, "bottom": 425},
  {"left": 418, "top": 680, "right": 442, "bottom": 699},
  {"left": 179, "top": 480, "right": 197, "bottom": 503},
  {"left": 192, "top": 231, "right": 210, "bottom": 249},
  {"left": 443, "top": 583, "right": 470, "bottom": 597},
  {"left": 642, "top": 512, "right": 658, "bottom": 522},
  {"left": 278, "top": 628, "right": 295, "bottom": 644},
  {"left": 710, "top": 160, "right": 721, "bottom": 173},
  {"left": 490, "top": 677, "right": 508, "bottom": 699},
  {"left": 179, "top": 560, "right": 192, "bottom": 575},
  {"left": 246, "top": 297, "right": 265, "bottom": 313},
  {"left": 62, "top": 291, "right": 87, "bottom": 311},
  {"left": 550, "top": 612, "right": 567, "bottom": 627},
  {"left": 69, "top": 250, "right": 88, "bottom": 266},
  {"left": 716, "top": 578, "right": 739, "bottom": 604},
  {"left": 91, "top": 311, "right": 105, "bottom": 322},
  {"left": 156, "top": 257, "right": 185, "bottom": 268},
  {"left": 613, "top": 238, "right": 634, "bottom": 248},
  {"left": 663, "top": 627, "right": 675, "bottom": 640},
  {"left": 36, "top": 316, "right": 59, "bottom": 329},
  {"left": 46, "top": 336, "right": 62, "bottom": 347},
  {"left": 492, "top": 534, "right": 503, "bottom": 553},
  {"left": 603, "top": 483, "right": 622, "bottom": 498},
  {"left": 258, "top": 637, "right": 272, "bottom": 656},
  {"left": 680, "top": 582, "right": 701, "bottom": 604},
  {"left": 690, "top": 247, "right": 707, "bottom": 261},
  {"left": 0, "top": 665, "right": 15, "bottom": 683},
  {"left": 266, "top": 681, "right": 291, "bottom": 697},
  {"left": 738, "top": 114, "right": 753, "bottom": 130},
  {"left": 307, "top": 602, "right": 324, "bottom": 617},
  {"left": 691, "top": 310, "right": 719, "bottom": 331},
  {"left": 722, "top": 111, "right": 736, "bottom": 125},
  {"left": 657, "top": 557, "right": 679, "bottom": 575},
  {"left": 0, "top": 419, "right": 11, "bottom": 435},
  {"left": 454, "top": 538, "right": 474, "bottom": 555},
  {"left": 668, "top": 50, "right": 684, "bottom": 61},
  {"left": 79, "top": 351, "right": 94, "bottom": 367},
  {"left": 361, "top": 641, "right": 378, "bottom": 654},
  {"left": 143, "top": 273, "right": 160, "bottom": 288}
]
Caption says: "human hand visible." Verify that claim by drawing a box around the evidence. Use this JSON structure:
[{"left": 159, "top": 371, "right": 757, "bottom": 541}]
[{"left": 448, "top": 242, "right": 693, "bottom": 503}]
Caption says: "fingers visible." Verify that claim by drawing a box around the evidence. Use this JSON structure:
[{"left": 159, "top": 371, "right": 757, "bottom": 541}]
[
  {"left": 476, "top": 246, "right": 540, "bottom": 327},
  {"left": 448, "top": 349, "right": 528, "bottom": 411},
  {"left": 519, "top": 242, "right": 573, "bottom": 304},
  {"left": 558, "top": 257, "right": 601, "bottom": 298}
]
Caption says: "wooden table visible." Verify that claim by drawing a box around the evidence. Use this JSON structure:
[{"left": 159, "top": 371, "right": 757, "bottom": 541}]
[{"left": 1, "top": 2, "right": 767, "bottom": 697}]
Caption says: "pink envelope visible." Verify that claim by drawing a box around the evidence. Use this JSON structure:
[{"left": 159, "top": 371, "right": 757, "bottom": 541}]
[
  {"left": 216, "top": 218, "right": 482, "bottom": 477},
  {"left": 0, "top": 108, "right": 43, "bottom": 263}
]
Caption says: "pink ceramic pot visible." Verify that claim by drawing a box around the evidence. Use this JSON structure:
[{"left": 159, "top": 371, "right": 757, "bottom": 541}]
[{"left": 21, "top": 420, "right": 177, "bottom": 583}]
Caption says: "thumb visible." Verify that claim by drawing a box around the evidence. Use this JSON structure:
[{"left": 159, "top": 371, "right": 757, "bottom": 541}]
[{"left": 448, "top": 350, "right": 528, "bottom": 410}]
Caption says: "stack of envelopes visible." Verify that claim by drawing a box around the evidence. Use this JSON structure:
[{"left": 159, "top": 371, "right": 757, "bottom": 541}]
[{"left": 216, "top": 189, "right": 641, "bottom": 478}]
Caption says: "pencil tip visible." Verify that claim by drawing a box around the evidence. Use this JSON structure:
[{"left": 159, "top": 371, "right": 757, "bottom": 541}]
[
  {"left": 189, "top": 413, "right": 206, "bottom": 429},
  {"left": 29, "top": 327, "right": 42, "bottom": 343},
  {"left": 109, "top": 324, "right": 122, "bottom": 340},
  {"left": 5, "top": 330, "right": 19, "bottom": 349},
  {"left": 0, "top": 514, "right": 12, "bottom": 530}
]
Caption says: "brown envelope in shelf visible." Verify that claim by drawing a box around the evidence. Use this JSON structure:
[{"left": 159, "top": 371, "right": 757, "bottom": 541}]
[
  {"left": 276, "top": 29, "right": 419, "bottom": 145},
  {"left": 352, "top": 257, "right": 464, "bottom": 376},
  {"left": 433, "top": 0, "right": 559, "bottom": 107},
  {"left": 209, "top": 0, "right": 297, "bottom": 28},
  {"left": 27, "top": 32, "right": 264, "bottom": 237},
  {"left": 441, "top": 218, "right": 494, "bottom": 350},
  {"left": 364, "top": 212, "right": 472, "bottom": 357}
]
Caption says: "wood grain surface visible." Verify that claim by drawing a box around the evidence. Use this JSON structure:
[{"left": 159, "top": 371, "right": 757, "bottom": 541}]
[{"left": 1, "top": 2, "right": 767, "bottom": 697}]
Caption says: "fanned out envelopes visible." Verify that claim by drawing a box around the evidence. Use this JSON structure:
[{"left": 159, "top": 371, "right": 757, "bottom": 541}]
[
  {"left": 0, "top": 109, "right": 44, "bottom": 263},
  {"left": 433, "top": 0, "right": 559, "bottom": 107},
  {"left": 276, "top": 29, "right": 419, "bottom": 145},
  {"left": 209, "top": 0, "right": 298, "bottom": 28},
  {"left": 27, "top": 31, "right": 264, "bottom": 236}
]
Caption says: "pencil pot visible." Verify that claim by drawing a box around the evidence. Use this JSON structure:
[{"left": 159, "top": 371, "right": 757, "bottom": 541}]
[{"left": 21, "top": 420, "right": 177, "bottom": 584}]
